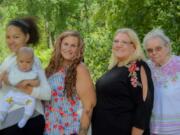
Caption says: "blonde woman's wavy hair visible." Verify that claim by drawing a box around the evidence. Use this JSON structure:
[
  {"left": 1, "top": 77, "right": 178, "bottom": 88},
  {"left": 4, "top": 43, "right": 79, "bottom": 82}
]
[{"left": 108, "top": 28, "right": 145, "bottom": 69}]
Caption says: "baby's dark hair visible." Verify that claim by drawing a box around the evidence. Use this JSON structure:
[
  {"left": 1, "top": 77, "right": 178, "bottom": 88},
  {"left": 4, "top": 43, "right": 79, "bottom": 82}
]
[{"left": 7, "top": 17, "right": 39, "bottom": 46}]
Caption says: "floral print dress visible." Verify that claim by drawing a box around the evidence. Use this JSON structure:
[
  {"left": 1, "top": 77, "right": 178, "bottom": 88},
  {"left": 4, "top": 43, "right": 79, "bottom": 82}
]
[{"left": 44, "top": 68, "right": 82, "bottom": 135}]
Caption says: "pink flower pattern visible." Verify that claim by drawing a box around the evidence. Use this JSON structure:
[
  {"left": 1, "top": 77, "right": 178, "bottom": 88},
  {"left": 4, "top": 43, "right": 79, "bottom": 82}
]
[
  {"left": 44, "top": 68, "right": 82, "bottom": 135},
  {"left": 148, "top": 55, "right": 180, "bottom": 88},
  {"left": 127, "top": 61, "right": 141, "bottom": 88}
]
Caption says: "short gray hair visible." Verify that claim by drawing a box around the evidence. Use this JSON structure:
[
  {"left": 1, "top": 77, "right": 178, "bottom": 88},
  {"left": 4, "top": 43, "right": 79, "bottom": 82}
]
[{"left": 143, "top": 28, "right": 171, "bottom": 48}]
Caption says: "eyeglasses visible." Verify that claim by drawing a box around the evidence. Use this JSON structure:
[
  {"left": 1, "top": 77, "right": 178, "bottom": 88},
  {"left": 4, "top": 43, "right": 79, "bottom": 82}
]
[
  {"left": 113, "top": 40, "right": 133, "bottom": 46},
  {"left": 146, "top": 46, "right": 163, "bottom": 54}
]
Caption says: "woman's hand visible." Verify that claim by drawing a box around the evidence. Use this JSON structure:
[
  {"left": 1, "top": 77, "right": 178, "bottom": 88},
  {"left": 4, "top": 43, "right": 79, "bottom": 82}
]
[
  {"left": 132, "top": 127, "right": 144, "bottom": 135},
  {"left": 18, "top": 80, "right": 30, "bottom": 87},
  {"left": 16, "top": 80, "right": 33, "bottom": 94},
  {"left": 16, "top": 78, "right": 40, "bottom": 88},
  {"left": 1, "top": 71, "right": 10, "bottom": 85}
]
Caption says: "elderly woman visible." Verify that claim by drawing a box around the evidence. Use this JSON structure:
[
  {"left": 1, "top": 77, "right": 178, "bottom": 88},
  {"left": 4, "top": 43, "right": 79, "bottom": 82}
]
[
  {"left": 92, "top": 28, "right": 154, "bottom": 135},
  {"left": 143, "top": 28, "right": 180, "bottom": 135}
]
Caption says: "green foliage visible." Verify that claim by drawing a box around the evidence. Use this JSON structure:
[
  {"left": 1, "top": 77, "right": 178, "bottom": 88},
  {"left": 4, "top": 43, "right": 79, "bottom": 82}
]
[
  {"left": 0, "top": 0, "right": 179, "bottom": 81},
  {"left": 84, "top": 28, "right": 112, "bottom": 81},
  {"left": 34, "top": 46, "right": 52, "bottom": 68}
]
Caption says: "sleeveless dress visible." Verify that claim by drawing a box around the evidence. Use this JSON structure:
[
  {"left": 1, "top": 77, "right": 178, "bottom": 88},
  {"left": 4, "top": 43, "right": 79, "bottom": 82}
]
[
  {"left": 148, "top": 56, "right": 180, "bottom": 135},
  {"left": 44, "top": 68, "right": 82, "bottom": 135}
]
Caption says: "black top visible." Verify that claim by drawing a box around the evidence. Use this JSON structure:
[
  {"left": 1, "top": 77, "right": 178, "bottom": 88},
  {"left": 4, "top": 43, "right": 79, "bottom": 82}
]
[{"left": 92, "top": 60, "right": 154, "bottom": 135}]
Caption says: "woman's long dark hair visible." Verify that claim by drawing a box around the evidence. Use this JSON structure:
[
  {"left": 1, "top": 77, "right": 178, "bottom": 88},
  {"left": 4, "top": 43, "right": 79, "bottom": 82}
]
[
  {"left": 46, "top": 30, "right": 84, "bottom": 98},
  {"left": 7, "top": 16, "right": 39, "bottom": 45}
]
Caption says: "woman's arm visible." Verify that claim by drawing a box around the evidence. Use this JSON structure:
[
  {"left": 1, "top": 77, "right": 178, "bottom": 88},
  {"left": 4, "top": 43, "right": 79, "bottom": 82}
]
[
  {"left": 1, "top": 71, "right": 11, "bottom": 86},
  {"left": 0, "top": 55, "right": 16, "bottom": 86},
  {"left": 130, "top": 61, "right": 154, "bottom": 135},
  {"left": 27, "top": 79, "right": 40, "bottom": 87},
  {"left": 76, "top": 63, "right": 96, "bottom": 135},
  {"left": 131, "top": 66, "right": 147, "bottom": 135},
  {"left": 31, "top": 69, "right": 51, "bottom": 100},
  {"left": 0, "top": 73, "right": 4, "bottom": 88},
  {"left": 17, "top": 79, "right": 40, "bottom": 87}
]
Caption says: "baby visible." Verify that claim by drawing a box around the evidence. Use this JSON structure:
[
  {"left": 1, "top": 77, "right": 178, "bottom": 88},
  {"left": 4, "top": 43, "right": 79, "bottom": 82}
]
[{"left": 0, "top": 47, "right": 39, "bottom": 128}]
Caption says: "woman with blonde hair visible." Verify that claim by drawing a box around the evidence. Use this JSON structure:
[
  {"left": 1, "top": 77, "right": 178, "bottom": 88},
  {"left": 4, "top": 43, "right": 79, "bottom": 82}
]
[
  {"left": 44, "top": 30, "right": 96, "bottom": 135},
  {"left": 92, "top": 28, "right": 154, "bottom": 135}
]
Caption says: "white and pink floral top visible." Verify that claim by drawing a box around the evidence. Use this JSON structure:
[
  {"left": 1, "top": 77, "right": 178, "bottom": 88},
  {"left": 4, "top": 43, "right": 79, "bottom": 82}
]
[{"left": 148, "top": 55, "right": 180, "bottom": 135}]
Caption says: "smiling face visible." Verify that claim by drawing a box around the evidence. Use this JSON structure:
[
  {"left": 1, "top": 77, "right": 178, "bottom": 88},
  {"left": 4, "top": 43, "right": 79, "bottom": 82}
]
[
  {"left": 112, "top": 33, "right": 135, "bottom": 62},
  {"left": 146, "top": 37, "right": 170, "bottom": 66},
  {"left": 60, "top": 36, "right": 79, "bottom": 65},
  {"left": 6, "top": 25, "right": 29, "bottom": 54}
]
